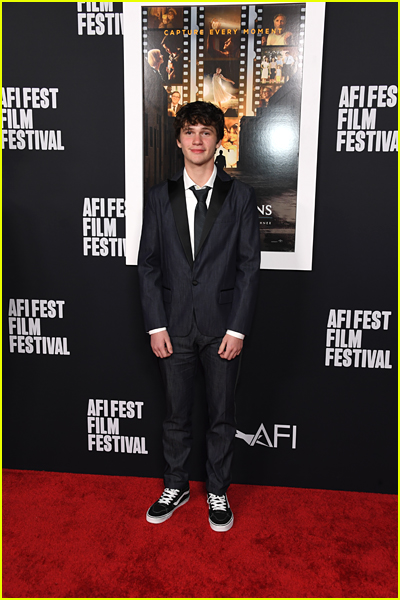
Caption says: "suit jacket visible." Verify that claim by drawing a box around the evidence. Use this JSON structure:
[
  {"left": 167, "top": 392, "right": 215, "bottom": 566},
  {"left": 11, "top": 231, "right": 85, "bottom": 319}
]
[
  {"left": 138, "top": 168, "right": 260, "bottom": 337},
  {"left": 168, "top": 103, "right": 182, "bottom": 115}
]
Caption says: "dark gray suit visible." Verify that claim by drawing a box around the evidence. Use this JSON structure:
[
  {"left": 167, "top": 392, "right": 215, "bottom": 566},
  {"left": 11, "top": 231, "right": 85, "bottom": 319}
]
[{"left": 138, "top": 168, "right": 260, "bottom": 494}]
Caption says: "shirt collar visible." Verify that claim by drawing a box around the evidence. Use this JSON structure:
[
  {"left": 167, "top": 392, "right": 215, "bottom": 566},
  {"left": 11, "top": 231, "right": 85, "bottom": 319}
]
[{"left": 183, "top": 165, "right": 217, "bottom": 191}]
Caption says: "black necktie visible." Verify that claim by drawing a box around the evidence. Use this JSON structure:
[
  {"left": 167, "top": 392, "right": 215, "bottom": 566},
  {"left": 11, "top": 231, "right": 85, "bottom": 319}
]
[{"left": 190, "top": 185, "right": 210, "bottom": 255}]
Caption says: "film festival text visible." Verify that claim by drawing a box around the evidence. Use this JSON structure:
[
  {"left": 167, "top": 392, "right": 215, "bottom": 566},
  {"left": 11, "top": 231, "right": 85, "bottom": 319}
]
[
  {"left": 2, "top": 87, "right": 64, "bottom": 151},
  {"left": 8, "top": 298, "right": 70, "bottom": 355},
  {"left": 83, "top": 197, "right": 126, "bottom": 257},
  {"left": 336, "top": 85, "right": 398, "bottom": 153},
  {"left": 77, "top": 2, "right": 123, "bottom": 35},
  {"left": 87, "top": 398, "right": 148, "bottom": 454},
  {"left": 325, "top": 309, "right": 392, "bottom": 369}
]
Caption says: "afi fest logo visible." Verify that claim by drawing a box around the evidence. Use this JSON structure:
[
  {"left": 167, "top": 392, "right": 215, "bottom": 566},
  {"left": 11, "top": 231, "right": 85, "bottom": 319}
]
[{"left": 236, "top": 423, "right": 297, "bottom": 449}]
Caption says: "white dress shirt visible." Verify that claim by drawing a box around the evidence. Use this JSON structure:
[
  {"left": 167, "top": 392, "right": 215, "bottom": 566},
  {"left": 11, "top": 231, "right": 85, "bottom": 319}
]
[{"left": 149, "top": 166, "right": 244, "bottom": 340}]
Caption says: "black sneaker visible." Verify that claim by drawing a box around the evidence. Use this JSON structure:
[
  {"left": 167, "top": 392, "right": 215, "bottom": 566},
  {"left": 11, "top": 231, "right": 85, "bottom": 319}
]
[
  {"left": 146, "top": 485, "right": 190, "bottom": 524},
  {"left": 207, "top": 492, "right": 234, "bottom": 532}
]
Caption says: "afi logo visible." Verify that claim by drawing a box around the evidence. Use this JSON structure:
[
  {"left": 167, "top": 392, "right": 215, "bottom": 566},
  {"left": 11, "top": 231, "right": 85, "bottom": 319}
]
[{"left": 236, "top": 423, "right": 297, "bottom": 449}]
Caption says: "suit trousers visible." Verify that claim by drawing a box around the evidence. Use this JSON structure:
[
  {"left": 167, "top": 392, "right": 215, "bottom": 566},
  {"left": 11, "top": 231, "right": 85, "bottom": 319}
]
[{"left": 158, "top": 317, "right": 241, "bottom": 495}]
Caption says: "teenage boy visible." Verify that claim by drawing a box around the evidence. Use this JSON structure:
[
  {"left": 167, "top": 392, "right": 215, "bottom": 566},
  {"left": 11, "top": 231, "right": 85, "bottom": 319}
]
[{"left": 138, "top": 101, "right": 260, "bottom": 532}]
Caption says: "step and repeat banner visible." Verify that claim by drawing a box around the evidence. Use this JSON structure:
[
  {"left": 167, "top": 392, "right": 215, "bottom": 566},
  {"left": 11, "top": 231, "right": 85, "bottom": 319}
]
[{"left": 3, "top": 2, "right": 397, "bottom": 494}]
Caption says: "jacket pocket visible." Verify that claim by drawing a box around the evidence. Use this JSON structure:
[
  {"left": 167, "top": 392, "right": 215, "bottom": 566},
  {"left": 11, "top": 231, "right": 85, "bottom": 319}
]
[
  {"left": 162, "top": 287, "right": 172, "bottom": 303},
  {"left": 219, "top": 288, "right": 234, "bottom": 304}
]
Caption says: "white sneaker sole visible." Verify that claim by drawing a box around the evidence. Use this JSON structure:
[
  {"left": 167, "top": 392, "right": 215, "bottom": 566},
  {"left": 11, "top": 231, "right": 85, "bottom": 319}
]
[
  {"left": 209, "top": 514, "right": 234, "bottom": 532},
  {"left": 146, "top": 494, "right": 190, "bottom": 524}
]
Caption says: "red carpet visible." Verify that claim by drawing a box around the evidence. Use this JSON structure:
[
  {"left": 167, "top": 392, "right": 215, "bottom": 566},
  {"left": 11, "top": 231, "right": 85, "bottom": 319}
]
[{"left": 2, "top": 469, "right": 397, "bottom": 598}]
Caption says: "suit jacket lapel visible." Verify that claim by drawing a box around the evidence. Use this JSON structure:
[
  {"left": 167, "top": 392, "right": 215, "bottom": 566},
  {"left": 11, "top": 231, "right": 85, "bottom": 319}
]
[
  {"left": 168, "top": 176, "right": 193, "bottom": 268},
  {"left": 195, "top": 174, "right": 233, "bottom": 258}
]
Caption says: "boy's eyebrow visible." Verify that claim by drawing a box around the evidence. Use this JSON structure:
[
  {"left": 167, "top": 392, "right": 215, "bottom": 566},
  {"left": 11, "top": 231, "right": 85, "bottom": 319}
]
[{"left": 182, "top": 125, "right": 213, "bottom": 131}]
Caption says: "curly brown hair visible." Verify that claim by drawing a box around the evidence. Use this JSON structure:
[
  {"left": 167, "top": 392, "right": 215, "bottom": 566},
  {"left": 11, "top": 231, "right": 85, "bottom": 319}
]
[{"left": 174, "top": 101, "right": 225, "bottom": 142}]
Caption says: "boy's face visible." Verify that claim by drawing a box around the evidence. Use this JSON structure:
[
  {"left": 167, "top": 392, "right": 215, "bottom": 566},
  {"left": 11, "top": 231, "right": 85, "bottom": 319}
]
[{"left": 177, "top": 122, "right": 220, "bottom": 169}]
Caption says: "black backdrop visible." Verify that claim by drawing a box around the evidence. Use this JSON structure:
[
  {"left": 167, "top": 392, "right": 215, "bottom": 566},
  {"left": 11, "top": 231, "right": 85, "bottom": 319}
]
[{"left": 3, "top": 2, "right": 397, "bottom": 494}]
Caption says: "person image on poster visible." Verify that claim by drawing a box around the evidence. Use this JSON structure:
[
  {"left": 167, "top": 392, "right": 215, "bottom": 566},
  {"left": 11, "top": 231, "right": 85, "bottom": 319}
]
[
  {"left": 212, "top": 68, "right": 236, "bottom": 109},
  {"left": 206, "top": 18, "right": 240, "bottom": 59},
  {"left": 166, "top": 8, "right": 177, "bottom": 25},
  {"left": 257, "top": 86, "right": 273, "bottom": 115},
  {"left": 269, "top": 57, "right": 277, "bottom": 82},
  {"left": 138, "top": 101, "right": 260, "bottom": 532},
  {"left": 147, "top": 49, "right": 167, "bottom": 83},
  {"left": 267, "top": 13, "right": 293, "bottom": 45},
  {"left": 260, "top": 86, "right": 273, "bottom": 106},
  {"left": 158, "top": 13, "right": 169, "bottom": 28},
  {"left": 148, "top": 6, "right": 179, "bottom": 29},
  {"left": 161, "top": 36, "right": 182, "bottom": 82},
  {"left": 157, "top": 7, "right": 177, "bottom": 28},
  {"left": 168, "top": 90, "right": 182, "bottom": 116},
  {"left": 221, "top": 124, "right": 238, "bottom": 167},
  {"left": 214, "top": 149, "right": 226, "bottom": 170},
  {"left": 282, "top": 51, "right": 295, "bottom": 82},
  {"left": 210, "top": 35, "right": 238, "bottom": 59},
  {"left": 261, "top": 56, "right": 269, "bottom": 83}
]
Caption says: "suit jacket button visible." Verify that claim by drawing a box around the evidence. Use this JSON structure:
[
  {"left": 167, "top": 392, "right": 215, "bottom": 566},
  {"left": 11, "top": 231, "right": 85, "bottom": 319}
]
[{"left": 192, "top": 280, "right": 198, "bottom": 286}]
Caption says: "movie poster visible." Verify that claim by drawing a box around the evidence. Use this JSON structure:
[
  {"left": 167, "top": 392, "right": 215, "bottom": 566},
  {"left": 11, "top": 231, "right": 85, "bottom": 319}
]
[
  {"left": 124, "top": 3, "right": 325, "bottom": 269},
  {"left": 143, "top": 2, "right": 304, "bottom": 252}
]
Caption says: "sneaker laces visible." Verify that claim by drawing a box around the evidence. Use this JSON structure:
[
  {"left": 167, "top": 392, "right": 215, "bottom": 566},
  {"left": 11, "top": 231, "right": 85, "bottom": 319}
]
[
  {"left": 208, "top": 493, "right": 227, "bottom": 511},
  {"left": 158, "top": 488, "right": 180, "bottom": 505}
]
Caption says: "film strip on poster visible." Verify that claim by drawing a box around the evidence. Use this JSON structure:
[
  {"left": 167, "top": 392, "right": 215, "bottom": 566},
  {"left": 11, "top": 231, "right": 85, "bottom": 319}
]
[{"left": 124, "top": 3, "right": 325, "bottom": 270}]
